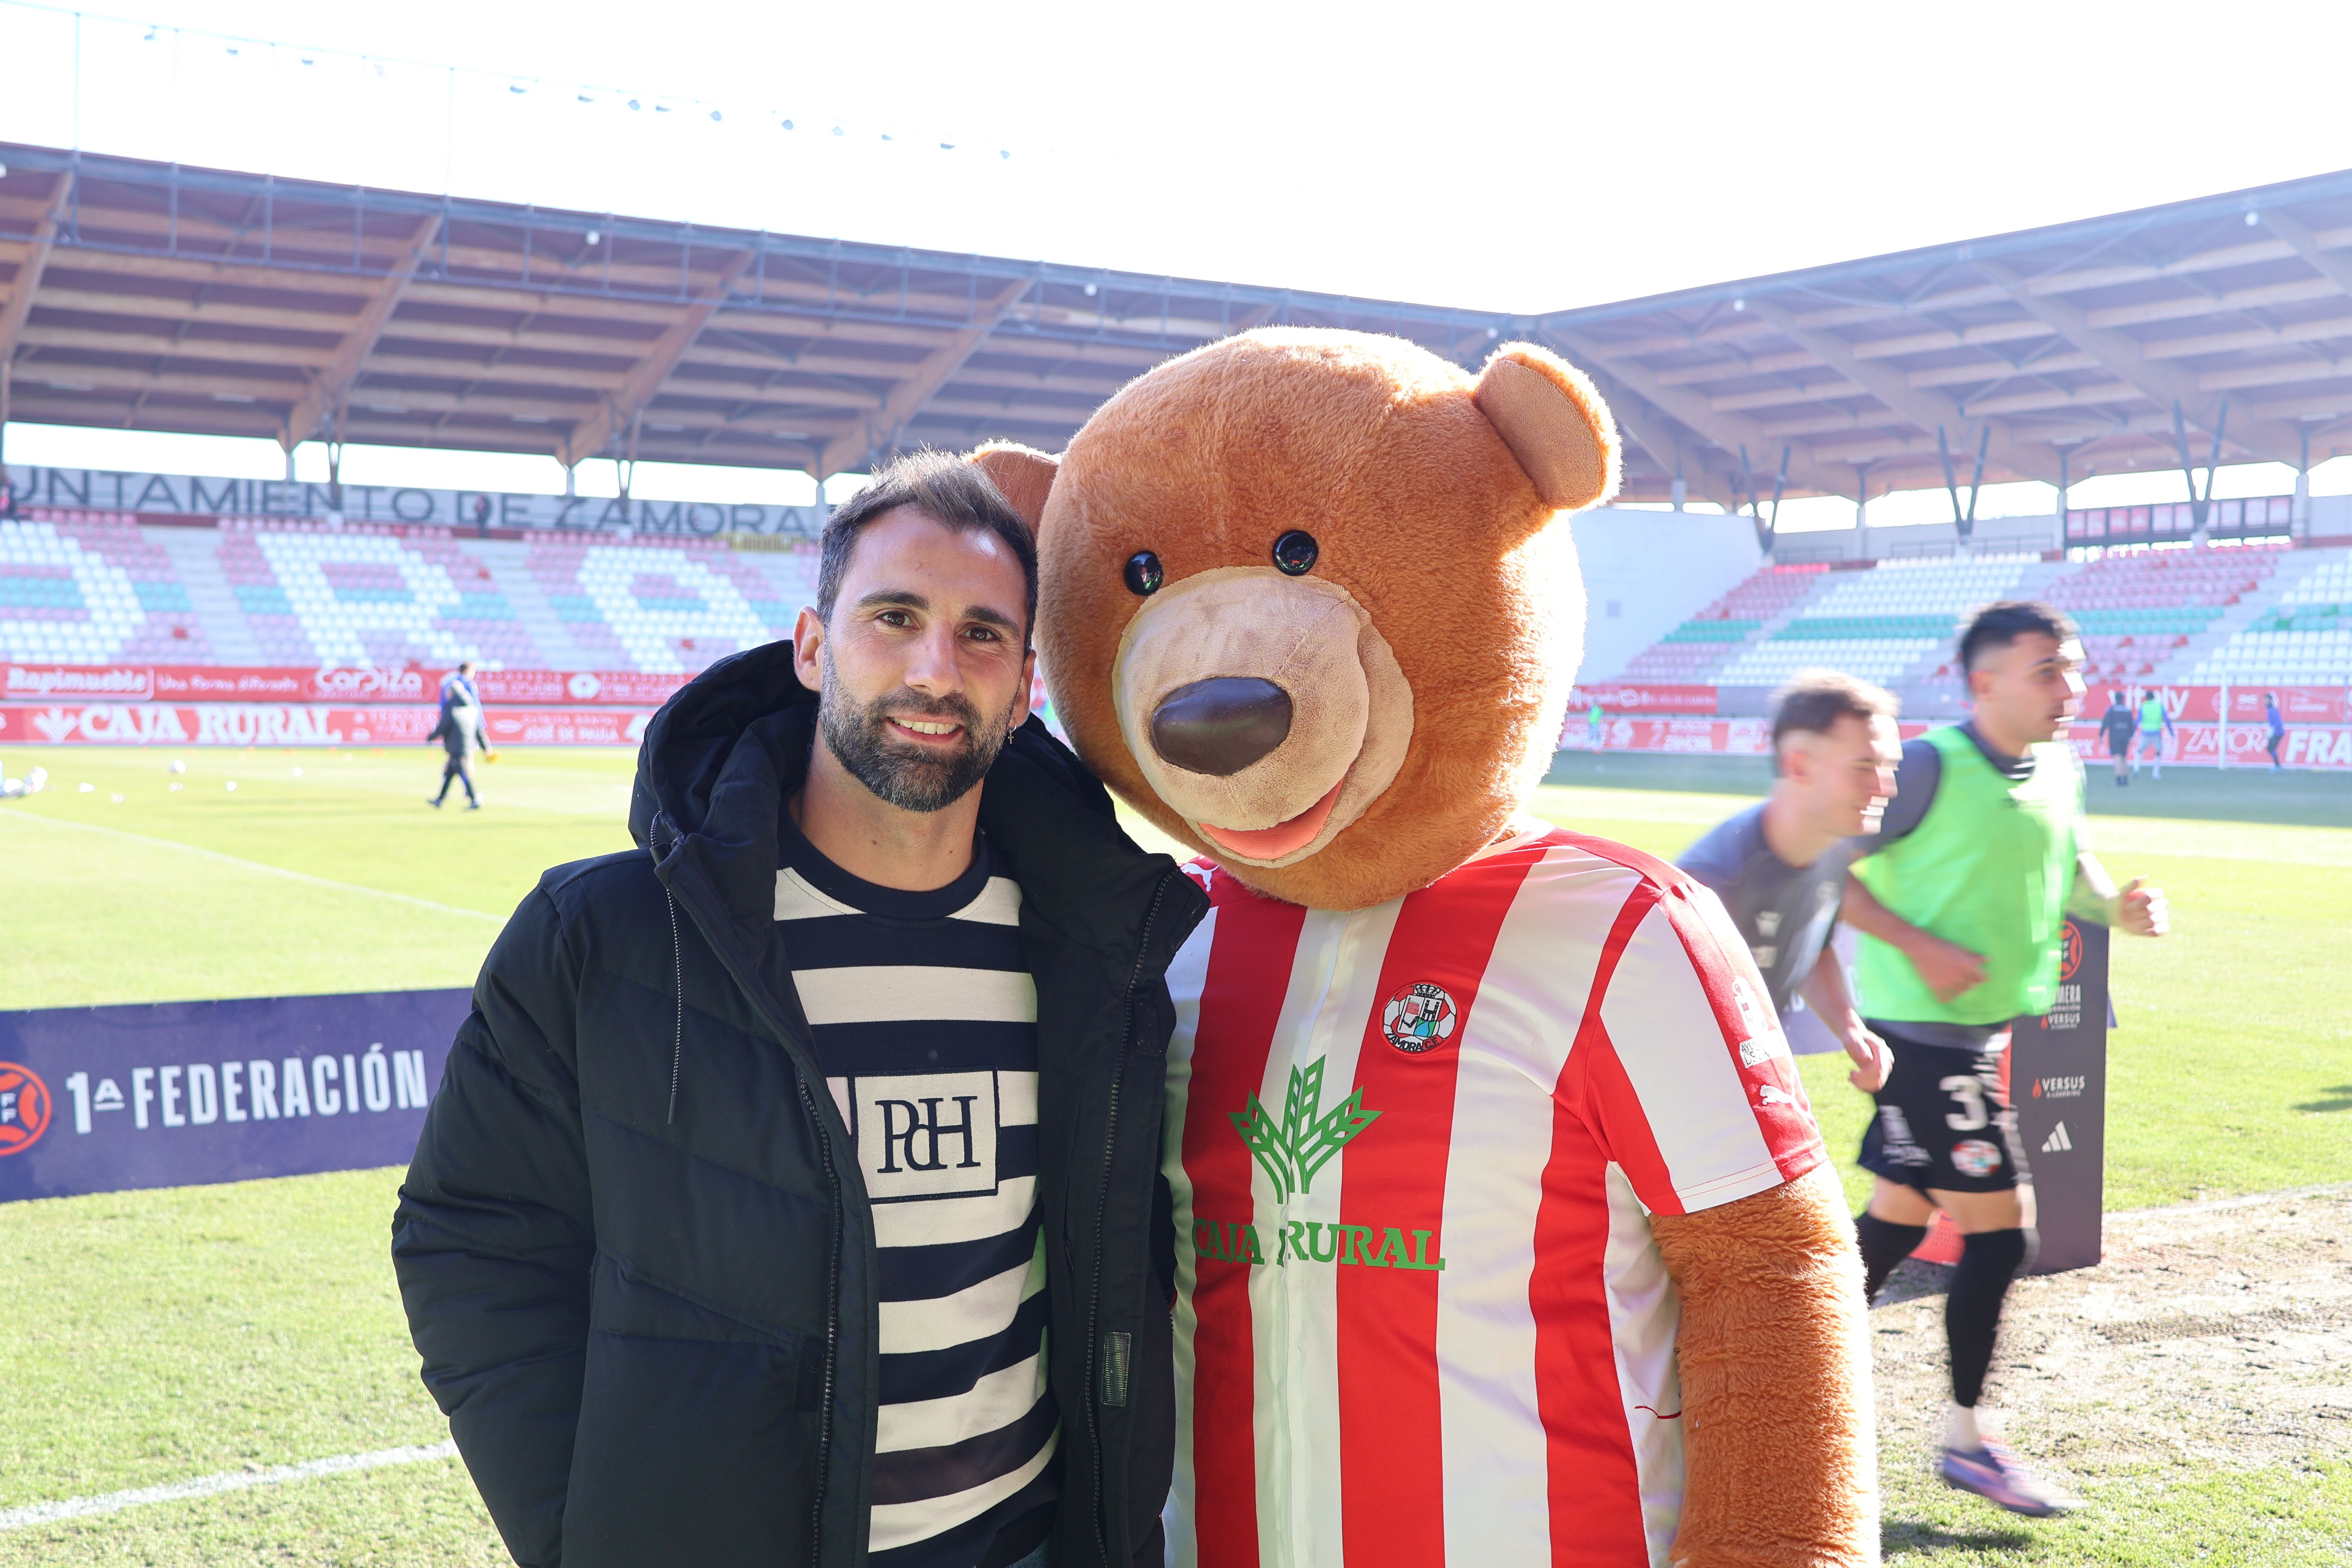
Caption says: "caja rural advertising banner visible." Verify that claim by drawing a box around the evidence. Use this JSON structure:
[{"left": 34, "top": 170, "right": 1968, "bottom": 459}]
[
  {"left": 0, "top": 702, "right": 655, "bottom": 746},
  {"left": 4, "top": 664, "right": 690, "bottom": 707},
  {"left": 2062, "top": 720, "right": 2352, "bottom": 770},
  {"left": 1568, "top": 683, "right": 1722, "bottom": 715},
  {"left": 2081, "top": 685, "right": 2348, "bottom": 725},
  {"left": 1555, "top": 713, "right": 2352, "bottom": 770},
  {"left": 0, "top": 989, "right": 470, "bottom": 1202}
]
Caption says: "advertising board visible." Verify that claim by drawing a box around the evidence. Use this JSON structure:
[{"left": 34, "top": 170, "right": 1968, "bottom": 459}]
[
  {"left": 0, "top": 702, "right": 655, "bottom": 746},
  {"left": 4, "top": 664, "right": 689, "bottom": 708},
  {"left": 0, "top": 989, "right": 470, "bottom": 1202}
]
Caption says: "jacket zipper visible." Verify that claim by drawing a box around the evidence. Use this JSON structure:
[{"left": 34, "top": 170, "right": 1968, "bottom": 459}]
[
  {"left": 799, "top": 1074, "right": 844, "bottom": 1568},
  {"left": 653, "top": 813, "right": 844, "bottom": 1568},
  {"left": 1084, "top": 869, "right": 1175, "bottom": 1568}
]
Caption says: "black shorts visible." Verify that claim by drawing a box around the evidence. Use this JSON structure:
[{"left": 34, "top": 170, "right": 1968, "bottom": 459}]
[
  {"left": 2103, "top": 729, "right": 2133, "bottom": 757},
  {"left": 1857, "top": 1031, "right": 2031, "bottom": 1194}
]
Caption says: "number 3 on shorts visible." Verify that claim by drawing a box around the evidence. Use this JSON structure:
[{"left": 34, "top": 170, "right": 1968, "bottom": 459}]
[{"left": 1940, "top": 1074, "right": 1989, "bottom": 1131}]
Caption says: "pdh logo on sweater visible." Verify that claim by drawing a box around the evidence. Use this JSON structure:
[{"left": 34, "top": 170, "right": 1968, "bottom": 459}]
[{"left": 1381, "top": 982, "right": 1456, "bottom": 1054}]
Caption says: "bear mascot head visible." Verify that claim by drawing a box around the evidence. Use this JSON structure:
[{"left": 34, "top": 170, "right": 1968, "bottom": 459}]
[
  {"left": 981, "top": 327, "right": 1609, "bottom": 911},
  {"left": 971, "top": 328, "right": 1874, "bottom": 1567}
]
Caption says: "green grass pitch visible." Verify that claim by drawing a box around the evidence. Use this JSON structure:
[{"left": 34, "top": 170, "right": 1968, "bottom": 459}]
[{"left": 0, "top": 743, "right": 2345, "bottom": 1565}]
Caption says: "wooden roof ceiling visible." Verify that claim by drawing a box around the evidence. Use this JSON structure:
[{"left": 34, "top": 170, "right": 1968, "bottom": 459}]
[{"left": 7, "top": 140, "right": 2352, "bottom": 508}]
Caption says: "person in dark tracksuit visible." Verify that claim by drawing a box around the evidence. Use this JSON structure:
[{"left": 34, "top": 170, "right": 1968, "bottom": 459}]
[
  {"left": 2098, "top": 690, "right": 2136, "bottom": 787},
  {"left": 392, "top": 454, "right": 1205, "bottom": 1568},
  {"left": 427, "top": 660, "right": 489, "bottom": 810}
]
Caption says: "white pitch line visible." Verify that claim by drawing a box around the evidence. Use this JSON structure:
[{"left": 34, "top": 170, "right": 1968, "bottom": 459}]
[
  {"left": 0, "top": 810, "right": 505, "bottom": 924},
  {"left": 0, "top": 1441, "right": 460, "bottom": 1530}
]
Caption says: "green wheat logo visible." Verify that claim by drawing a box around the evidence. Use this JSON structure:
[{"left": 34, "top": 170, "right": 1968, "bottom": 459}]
[{"left": 1229, "top": 1056, "right": 1380, "bottom": 1203}]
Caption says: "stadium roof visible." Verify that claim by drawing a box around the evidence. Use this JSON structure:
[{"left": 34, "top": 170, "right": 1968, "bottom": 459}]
[{"left": 6, "top": 139, "right": 2352, "bottom": 509}]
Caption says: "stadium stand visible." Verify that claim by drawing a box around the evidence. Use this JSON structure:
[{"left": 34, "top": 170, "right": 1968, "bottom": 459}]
[
  {"left": 0, "top": 514, "right": 212, "bottom": 663},
  {"left": 4, "top": 505, "right": 2343, "bottom": 694},
  {"left": 2042, "top": 543, "right": 2284, "bottom": 687},
  {"left": 239, "top": 524, "right": 541, "bottom": 671},
  {"left": 1612, "top": 562, "right": 1829, "bottom": 683},
  {"left": 1713, "top": 553, "right": 2046, "bottom": 688},
  {"left": 525, "top": 538, "right": 804, "bottom": 674},
  {"left": 0, "top": 512, "right": 822, "bottom": 675},
  {"left": 2193, "top": 548, "right": 2352, "bottom": 686}
]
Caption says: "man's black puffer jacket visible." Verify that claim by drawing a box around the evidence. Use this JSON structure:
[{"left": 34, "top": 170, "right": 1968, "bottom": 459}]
[{"left": 392, "top": 640, "right": 1207, "bottom": 1568}]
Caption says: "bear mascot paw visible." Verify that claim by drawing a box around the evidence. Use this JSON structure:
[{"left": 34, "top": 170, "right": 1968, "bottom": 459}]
[{"left": 974, "top": 328, "right": 1876, "bottom": 1568}]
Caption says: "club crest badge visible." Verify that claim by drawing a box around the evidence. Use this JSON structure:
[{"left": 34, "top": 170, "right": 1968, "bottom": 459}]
[
  {"left": 0, "top": 1062, "right": 53, "bottom": 1156},
  {"left": 1382, "top": 982, "right": 1457, "bottom": 1054},
  {"left": 2058, "top": 919, "right": 2083, "bottom": 983},
  {"left": 1950, "top": 1138, "right": 2004, "bottom": 1179}
]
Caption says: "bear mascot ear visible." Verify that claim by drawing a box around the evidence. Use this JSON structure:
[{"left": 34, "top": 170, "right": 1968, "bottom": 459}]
[
  {"left": 1474, "top": 345, "right": 1621, "bottom": 515},
  {"left": 967, "top": 442, "right": 1060, "bottom": 534}
]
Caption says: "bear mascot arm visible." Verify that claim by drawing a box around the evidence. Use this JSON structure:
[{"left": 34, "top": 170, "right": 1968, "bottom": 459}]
[
  {"left": 1650, "top": 1165, "right": 1877, "bottom": 1568},
  {"left": 975, "top": 334, "right": 1875, "bottom": 1568}
]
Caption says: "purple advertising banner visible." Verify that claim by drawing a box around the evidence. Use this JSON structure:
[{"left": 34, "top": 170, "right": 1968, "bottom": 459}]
[
  {"left": 0, "top": 989, "right": 469, "bottom": 1202},
  {"left": 2009, "top": 918, "right": 2111, "bottom": 1276}
]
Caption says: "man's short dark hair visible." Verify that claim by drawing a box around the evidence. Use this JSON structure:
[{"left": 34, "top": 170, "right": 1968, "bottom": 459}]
[
  {"left": 1769, "top": 670, "right": 1897, "bottom": 757},
  {"left": 816, "top": 451, "right": 1038, "bottom": 642},
  {"left": 1959, "top": 600, "right": 2077, "bottom": 673}
]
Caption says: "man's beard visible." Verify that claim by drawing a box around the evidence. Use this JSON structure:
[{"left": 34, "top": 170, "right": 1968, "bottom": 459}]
[{"left": 817, "top": 659, "right": 1020, "bottom": 813}]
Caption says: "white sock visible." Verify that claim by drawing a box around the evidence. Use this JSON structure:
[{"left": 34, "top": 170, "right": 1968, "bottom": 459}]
[{"left": 1946, "top": 1403, "right": 1985, "bottom": 1450}]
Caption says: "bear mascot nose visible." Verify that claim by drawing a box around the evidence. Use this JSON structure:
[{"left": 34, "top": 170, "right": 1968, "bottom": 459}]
[{"left": 1149, "top": 676, "right": 1294, "bottom": 776}]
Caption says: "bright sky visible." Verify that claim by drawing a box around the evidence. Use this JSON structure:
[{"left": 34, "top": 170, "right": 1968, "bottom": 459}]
[{"left": 5, "top": 0, "right": 2352, "bottom": 516}]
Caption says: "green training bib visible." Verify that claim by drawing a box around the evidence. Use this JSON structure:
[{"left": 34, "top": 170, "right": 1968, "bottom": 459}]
[{"left": 1852, "top": 724, "right": 2080, "bottom": 1026}]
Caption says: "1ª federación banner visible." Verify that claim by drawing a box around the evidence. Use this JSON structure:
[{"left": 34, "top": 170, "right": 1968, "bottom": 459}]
[{"left": 0, "top": 989, "right": 470, "bottom": 1202}]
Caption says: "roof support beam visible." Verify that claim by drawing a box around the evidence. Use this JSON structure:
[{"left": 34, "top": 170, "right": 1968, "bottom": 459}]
[
  {"left": 2258, "top": 209, "right": 2352, "bottom": 302},
  {"left": 283, "top": 213, "right": 443, "bottom": 450},
  {"left": 1583, "top": 372, "right": 1741, "bottom": 511},
  {"left": 1547, "top": 328, "right": 1855, "bottom": 498},
  {"left": 1968, "top": 258, "right": 2304, "bottom": 466},
  {"left": 563, "top": 248, "right": 759, "bottom": 468},
  {"left": 817, "top": 277, "right": 1033, "bottom": 479},
  {"left": 1743, "top": 297, "right": 2061, "bottom": 485},
  {"left": 0, "top": 170, "right": 75, "bottom": 434}
]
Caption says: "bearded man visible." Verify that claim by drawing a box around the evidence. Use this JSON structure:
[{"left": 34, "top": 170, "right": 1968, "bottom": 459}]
[{"left": 395, "top": 452, "right": 1206, "bottom": 1568}]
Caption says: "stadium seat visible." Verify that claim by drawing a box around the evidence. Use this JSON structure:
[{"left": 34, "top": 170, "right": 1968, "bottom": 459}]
[
  {"left": 0, "top": 513, "right": 213, "bottom": 664},
  {"left": 1710, "top": 554, "right": 2040, "bottom": 687}
]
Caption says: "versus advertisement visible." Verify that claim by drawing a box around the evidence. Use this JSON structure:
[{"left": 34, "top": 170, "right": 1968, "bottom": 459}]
[
  {"left": 0, "top": 989, "right": 470, "bottom": 1202},
  {"left": 2007, "top": 918, "right": 2111, "bottom": 1276},
  {"left": 1910, "top": 917, "right": 2110, "bottom": 1276}
]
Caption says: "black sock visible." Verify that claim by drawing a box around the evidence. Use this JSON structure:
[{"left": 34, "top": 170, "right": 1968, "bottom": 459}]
[
  {"left": 1854, "top": 1212, "right": 1927, "bottom": 1303},
  {"left": 1948, "top": 1227, "right": 2030, "bottom": 1410}
]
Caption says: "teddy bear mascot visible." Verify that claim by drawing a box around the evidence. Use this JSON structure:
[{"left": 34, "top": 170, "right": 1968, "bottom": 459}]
[{"left": 970, "top": 328, "right": 1876, "bottom": 1568}]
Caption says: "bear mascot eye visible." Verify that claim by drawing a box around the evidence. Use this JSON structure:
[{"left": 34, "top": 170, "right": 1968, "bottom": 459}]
[
  {"left": 1123, "top": 551, "right": 1164, "bottom": 596},
  {"left": 1270, "top": 530, "right": 1319, "bottom": 575}
]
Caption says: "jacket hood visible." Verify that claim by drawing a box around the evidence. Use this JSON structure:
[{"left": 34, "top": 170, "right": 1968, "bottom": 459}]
[
  {"left": 629, "top": 639, "right": 811, "bottom": 852},
  {"left": 628, "top": 638, "right": 1204, "bottom": 967}
]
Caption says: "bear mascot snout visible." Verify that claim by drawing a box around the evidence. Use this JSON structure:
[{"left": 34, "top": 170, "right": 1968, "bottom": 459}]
[{"left": 973, "top": 328, "right": 1876, "bottom": 1568}]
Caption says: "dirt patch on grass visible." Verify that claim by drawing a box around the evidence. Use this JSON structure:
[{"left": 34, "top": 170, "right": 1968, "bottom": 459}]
[{"left": 1871, "top": 1184, "right": 2352, "bottom": 1482}]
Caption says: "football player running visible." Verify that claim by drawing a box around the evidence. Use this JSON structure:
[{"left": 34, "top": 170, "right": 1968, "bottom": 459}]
[{"left": 1841, "top": 602, "right": 2168, "bottom": 1517}]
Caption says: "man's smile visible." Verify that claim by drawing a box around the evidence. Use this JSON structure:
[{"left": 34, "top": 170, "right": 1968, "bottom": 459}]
[{"left": 887, "top": 715, "right": 966, "bottom": 744}]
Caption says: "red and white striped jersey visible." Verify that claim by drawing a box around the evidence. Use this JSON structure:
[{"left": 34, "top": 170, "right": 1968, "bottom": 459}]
[{"left": 1162, "top": 822, "right": 1826, "bottom": 1568}]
